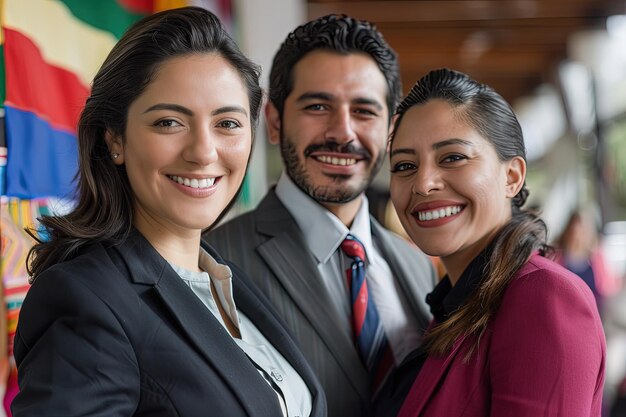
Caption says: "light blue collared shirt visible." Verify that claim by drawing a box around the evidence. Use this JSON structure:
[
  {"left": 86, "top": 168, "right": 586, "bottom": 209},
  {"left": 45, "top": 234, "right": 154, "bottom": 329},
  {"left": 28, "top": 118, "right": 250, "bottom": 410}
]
[
  {"left": 170, "top": 249, "right": 312, "bottom": 417},
  {"left": 275, "top": 171, "right": 421, "bottom": 364}
]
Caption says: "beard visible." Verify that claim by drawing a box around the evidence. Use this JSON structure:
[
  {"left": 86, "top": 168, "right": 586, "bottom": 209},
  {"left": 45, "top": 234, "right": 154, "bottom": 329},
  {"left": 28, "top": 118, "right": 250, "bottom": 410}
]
[{"left": 279, "top": 135, "right": 385, "bottom": 204}]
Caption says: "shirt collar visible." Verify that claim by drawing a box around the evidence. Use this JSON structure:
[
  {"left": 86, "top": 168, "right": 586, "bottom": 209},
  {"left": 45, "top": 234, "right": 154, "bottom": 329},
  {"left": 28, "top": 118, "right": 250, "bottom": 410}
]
[
  {"left": 168, "top": 248, "right": 233, "bottom": 283},
  {"left": 275, "top": 171, "right": 373, "bottom": 264},
  {"left": 426, "top": 244, "right": 492, "bottom": 322}
]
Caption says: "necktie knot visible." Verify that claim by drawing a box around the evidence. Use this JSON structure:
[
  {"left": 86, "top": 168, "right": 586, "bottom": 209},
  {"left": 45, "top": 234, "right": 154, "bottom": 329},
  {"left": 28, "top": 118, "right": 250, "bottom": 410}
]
[{"left": 341, "top": 234, "right": 366, "bottom": 261}]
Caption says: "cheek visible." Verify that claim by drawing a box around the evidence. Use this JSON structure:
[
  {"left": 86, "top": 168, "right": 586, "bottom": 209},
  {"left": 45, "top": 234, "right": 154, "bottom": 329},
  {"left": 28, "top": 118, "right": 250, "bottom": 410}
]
[
  {"left": 389, "top": 182, "right": 408, "bottom": 212},
  {"left": 222, "top": 137, "right": 252, "bottom": 172},
  {"left": 466, "top": 173, "right": 507, "bottom": 212},
  {"left": 362, "top": 124, "right": 388, "bottom": 150}
]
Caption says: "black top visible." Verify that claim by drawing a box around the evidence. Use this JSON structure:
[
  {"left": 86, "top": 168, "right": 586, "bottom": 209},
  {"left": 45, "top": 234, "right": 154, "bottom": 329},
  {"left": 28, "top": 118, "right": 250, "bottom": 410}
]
[
  {"left": 427, "top": 246, "right": 490, "bottom": 323},
  {"left": 372, "top": 247, "right": 491, "bottom": 417}
]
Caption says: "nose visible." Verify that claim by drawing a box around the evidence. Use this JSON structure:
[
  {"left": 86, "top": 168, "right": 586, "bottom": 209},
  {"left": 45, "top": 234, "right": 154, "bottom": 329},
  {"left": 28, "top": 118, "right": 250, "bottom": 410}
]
[
  {"left": 182, "top": 126, "right": 218, "bottom": 166},
  {"left": 324, "top": 106, "right": 357, "bottom": 144},
  {"left": 411, "top": 163, "right": 443, "bottom": 196}
]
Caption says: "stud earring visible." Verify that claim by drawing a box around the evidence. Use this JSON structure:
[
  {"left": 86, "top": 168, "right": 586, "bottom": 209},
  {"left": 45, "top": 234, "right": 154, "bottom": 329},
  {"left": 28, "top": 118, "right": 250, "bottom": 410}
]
[{"left": 111, "top": 152, "right": 120, "bottom": 160}]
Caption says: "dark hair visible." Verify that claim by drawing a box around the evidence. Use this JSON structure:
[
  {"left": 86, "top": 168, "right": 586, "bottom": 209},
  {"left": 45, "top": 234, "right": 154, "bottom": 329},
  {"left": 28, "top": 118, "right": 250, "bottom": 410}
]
[
  {"left": 268, "top": 14, "right": 401, "bottom": 120},
  {"left": 391, "top": 68, "right": 549, "bottom": 358},
  {"left": 27, "top": 6, "right": 262, "bottom": 280}
]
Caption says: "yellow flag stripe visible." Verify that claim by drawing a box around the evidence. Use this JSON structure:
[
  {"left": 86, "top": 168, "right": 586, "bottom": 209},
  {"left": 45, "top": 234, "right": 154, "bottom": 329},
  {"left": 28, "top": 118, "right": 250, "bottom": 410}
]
[{"left": 4, "top": 0, "right": 117, "bottom": 86}]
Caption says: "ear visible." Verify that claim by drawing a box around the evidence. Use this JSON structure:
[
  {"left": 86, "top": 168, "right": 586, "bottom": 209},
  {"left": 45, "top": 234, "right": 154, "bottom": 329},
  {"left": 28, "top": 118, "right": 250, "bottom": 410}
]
[
  {"left": 387, "top": 114, "right": 399, "bottom": 152},
  {"left": 265, "top": 101, "right": 281, "bottom": 145},
  {"left": 504, "top": 156, "right": 526, "bottom": 198},
  {"left": 105, "top": 130, "right": 125, "bottom": 165}
]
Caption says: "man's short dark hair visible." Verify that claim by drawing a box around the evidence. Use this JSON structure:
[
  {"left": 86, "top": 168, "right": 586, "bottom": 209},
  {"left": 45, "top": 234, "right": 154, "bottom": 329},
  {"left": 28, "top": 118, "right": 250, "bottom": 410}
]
[{"left": 268, "top": 14, "right": 402, "bottom": 120}]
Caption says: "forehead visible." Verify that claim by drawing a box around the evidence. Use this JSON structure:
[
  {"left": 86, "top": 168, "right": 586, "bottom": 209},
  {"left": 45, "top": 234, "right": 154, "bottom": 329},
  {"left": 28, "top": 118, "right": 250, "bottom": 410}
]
[
  {"left": 392, "top": 100, "right": 488, "bottom": 148},
  {"left": 132, "top": 53, "right": 249, "bottom": 109},
  {"left": 289, "top": 50, "right": 388, "bottom": 103}
]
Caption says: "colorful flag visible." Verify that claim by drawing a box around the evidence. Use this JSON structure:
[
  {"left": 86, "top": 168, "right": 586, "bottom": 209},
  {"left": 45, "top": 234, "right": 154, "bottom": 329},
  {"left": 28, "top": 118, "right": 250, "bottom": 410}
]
[{"left": 1, "top": 0, "right": 148, "bottom": 199}]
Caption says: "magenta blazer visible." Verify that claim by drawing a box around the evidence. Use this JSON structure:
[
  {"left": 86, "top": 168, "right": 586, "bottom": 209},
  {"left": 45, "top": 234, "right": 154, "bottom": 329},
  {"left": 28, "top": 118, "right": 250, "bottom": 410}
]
[{"left": 399, "top": 254, "right": 606, "bottom": 417}]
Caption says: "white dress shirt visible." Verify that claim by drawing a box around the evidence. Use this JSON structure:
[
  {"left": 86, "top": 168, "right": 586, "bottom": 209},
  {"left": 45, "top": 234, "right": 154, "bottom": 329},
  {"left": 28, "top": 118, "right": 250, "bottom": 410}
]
[
  {"left": 170, "top": 248, "right": 312, "bottom": 417},
  {"left": 274, "top": 171, "right": 422, "bottom": 365}
]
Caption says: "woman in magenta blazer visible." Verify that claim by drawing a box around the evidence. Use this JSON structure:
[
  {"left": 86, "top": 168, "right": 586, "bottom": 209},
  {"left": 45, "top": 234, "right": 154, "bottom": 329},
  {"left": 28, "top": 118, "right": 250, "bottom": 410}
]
[{"left": 383, "top": 68, "right": 605, "bottom": 417}]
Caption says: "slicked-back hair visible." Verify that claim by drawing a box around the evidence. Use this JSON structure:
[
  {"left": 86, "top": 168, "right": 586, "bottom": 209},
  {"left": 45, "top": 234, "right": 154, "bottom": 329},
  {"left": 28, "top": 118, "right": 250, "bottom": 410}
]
[{"left": 269, "top": 14, "right": 401, "bottom": 120}]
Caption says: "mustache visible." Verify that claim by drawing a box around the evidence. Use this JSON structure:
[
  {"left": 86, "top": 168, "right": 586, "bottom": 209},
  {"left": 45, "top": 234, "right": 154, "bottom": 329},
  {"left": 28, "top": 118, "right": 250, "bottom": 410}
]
[{"left": 304, "top": 141, "right": 371, "bottom": 159}]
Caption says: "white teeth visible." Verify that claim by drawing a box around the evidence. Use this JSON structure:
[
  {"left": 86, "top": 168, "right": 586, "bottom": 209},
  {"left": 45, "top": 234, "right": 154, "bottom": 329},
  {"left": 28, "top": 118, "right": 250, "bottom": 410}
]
[
  {"left": 315, "top": 155, "right": 357, "bottom": 166},
  {"left": 169, "top": 175, "right": 216, "bottom": 189},
  {"left": 417, "top": 206, "right": 462, "bottom": 222}
]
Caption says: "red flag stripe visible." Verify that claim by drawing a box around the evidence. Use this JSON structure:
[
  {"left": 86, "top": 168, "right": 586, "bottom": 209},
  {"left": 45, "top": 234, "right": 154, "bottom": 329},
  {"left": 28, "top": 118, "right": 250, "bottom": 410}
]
[
  {"left": 116, "top": 0, "right": 154, "bottom": 14},
  {"left": 4, "top": 29, "right": 89, "bottom": 134}
]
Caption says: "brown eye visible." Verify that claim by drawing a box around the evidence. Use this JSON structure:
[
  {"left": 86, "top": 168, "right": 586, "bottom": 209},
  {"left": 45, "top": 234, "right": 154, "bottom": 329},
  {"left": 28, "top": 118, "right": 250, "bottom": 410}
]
[
  {"left": 217, "top": 120, "right": 241, "bottom": 129},
  {"left": 154, "top": 119, "right": 182, "bottom": 128},
  {"left": 390, "top": 162, "right": 416, "bottom": 173},
  {"left": 441, "top": 154, "right": 466, "bottom": 163}
]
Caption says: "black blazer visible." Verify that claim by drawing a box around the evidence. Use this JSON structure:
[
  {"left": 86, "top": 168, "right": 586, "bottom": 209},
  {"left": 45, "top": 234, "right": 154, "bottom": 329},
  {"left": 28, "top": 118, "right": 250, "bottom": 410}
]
[{"left": 12, "top": 230, "right": 326, "bottom": 417}]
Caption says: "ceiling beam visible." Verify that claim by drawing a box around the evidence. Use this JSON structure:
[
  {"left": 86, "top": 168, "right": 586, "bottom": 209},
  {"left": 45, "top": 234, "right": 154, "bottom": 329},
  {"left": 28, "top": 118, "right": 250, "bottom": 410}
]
[{"left": 309, "top": 1, "right": 625, "bottom": 22}]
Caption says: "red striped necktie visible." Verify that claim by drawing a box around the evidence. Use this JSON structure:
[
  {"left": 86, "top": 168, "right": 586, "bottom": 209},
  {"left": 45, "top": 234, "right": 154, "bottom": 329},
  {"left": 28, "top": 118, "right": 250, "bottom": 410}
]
[{"left": 341, "top": 234, "right": 394, "bottom": 393}]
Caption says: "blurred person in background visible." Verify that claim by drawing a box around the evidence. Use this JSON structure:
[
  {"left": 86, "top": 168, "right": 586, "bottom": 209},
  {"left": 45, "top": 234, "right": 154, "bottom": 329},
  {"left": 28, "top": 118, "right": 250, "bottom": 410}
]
[
  {"left": 380, "top": 68, "right": 605, "bottom": 417},
  {"left": 12, "top": 7, "right": 325, "bottom": 416},
  {"left": 554, "top": 208, "right": 621, "bottom": 314}
]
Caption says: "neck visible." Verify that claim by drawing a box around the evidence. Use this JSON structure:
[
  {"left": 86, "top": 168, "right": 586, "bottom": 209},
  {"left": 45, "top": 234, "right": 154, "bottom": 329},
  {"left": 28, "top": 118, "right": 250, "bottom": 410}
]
[
  {"left": 441, "top": 228, "right": 501, "bottom": 287},
  {"left": 133, "top": 210, "right": 201, "bottom": 272},
  {"left": 321, "top": 196, "right": 363, "bottom": 228}
]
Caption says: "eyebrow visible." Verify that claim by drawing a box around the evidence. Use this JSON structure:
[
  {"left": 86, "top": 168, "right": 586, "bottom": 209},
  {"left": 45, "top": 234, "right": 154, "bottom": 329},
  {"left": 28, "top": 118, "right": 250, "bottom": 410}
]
[
  {"left": 390, "top": 138, "right": 474, "bottom": 157},
  {"left": 296, "top": 92, "right": 384, "bottom": 111},
  {"left": 144, "top": 103, "right": 193, "bottom": 116},
  {"left": 212, "top": 105, "right": 248, "bottom": 117},
  {"left": 142, "top": 103, "right": 248, "bottom": 117}
]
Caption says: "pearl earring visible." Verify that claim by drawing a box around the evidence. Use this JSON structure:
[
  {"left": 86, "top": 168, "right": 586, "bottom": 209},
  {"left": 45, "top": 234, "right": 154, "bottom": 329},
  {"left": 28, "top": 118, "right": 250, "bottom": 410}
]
[{"left": 111, "top": 152, "right": 120, "bottom": 159}]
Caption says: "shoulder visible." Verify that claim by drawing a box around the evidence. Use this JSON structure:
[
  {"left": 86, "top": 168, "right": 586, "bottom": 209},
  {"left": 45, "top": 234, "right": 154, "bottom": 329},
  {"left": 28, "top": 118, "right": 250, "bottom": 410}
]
[
  {"left": 494, "top": 253, "right": 603, "bottom": 339},
  {"left": 26, "top": 241, "right": 133, "bottom": 311},
  {"left": 371, "top": 216, "right": 410, "bottom": 247},
  {"left": 211, "top": 209, "right": 260, "bottom": 234},
  {"left": 17, "top": 242, "right": 132, "bottom": 346},
  {"left": 206, "top": 192, "right": 297, "bottom": 245},
  {"left": 37, "top": 242, "right": 118, "bottom": 284},
  {"left": 371, "top": 217, "right": 432, "bottom": 262},
  {"left": 208, "top": 192, "right": 279, "bottom": 234},
  {"left": 507, "top": 253, "right": 596, "bottom": 304}
]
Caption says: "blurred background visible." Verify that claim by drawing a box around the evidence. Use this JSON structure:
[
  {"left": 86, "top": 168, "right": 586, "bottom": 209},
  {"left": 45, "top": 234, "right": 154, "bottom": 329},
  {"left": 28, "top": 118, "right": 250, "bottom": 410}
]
[{"left": 1, "top": 0, "right": 625, "bottom": 416}]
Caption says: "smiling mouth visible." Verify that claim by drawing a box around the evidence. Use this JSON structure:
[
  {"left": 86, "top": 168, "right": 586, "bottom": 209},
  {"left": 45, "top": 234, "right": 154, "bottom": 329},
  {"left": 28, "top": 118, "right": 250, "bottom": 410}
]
[
  {"left": 415, "top": 205, "right": 463, "bottom": 221},
  {"left": 314, "top": 155, "right": 358, "bottom": 166},
  {"left": 168, "top": 175, "right": 217, "bottom": 189}
]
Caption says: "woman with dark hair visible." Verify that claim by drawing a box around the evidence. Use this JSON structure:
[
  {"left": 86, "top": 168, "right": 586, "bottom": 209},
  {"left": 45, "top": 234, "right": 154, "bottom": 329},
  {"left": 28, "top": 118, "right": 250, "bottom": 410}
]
[
  {"left": 12, "top": 7, "right": 325, "bottom": 417},
  {"left": 383, "top": 68, "right": 605, "bottom": 416}
]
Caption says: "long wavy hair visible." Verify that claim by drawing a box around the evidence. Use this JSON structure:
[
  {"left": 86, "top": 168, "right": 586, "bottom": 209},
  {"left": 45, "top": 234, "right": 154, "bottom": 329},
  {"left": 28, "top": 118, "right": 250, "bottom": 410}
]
[
  {"left": 391, "top": 68, "right": 550, "bottom": 358},
  {"left": 27, "top": 7, "right": 262, "bottom": 281}
]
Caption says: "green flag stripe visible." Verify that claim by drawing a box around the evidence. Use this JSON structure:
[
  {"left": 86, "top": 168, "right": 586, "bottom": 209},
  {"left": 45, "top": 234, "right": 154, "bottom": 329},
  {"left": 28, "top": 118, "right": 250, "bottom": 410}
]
[{"left": 59, "top": 0, "right": 146, "bottom": 39}]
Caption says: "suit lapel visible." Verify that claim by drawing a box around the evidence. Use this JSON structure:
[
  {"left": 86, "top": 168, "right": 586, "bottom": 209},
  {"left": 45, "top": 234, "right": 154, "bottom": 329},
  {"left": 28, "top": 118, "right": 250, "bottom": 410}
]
[
  {"left": 254, "top": 192, "right": 370, "bottom": 399},
  {"left": 113, "top": 230, "right": 281, "bottom": 416},
  {"left": 371, "top": 219, "right": 432, "bottom": 330},
  {"left": 399, "top": 337, "right": 466, "bottom": 416}
]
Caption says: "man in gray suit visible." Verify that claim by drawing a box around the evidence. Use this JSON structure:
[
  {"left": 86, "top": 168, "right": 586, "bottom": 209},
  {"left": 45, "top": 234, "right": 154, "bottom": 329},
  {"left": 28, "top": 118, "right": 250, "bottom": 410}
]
[{"left": 205, "top": 14, "right": 436, "bottom": 417}]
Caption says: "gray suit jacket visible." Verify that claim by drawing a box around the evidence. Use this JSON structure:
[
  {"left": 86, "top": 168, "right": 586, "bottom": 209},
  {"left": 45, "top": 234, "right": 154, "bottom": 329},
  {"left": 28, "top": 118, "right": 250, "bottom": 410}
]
[{"left": 205, "top": 189, "right": 436, "bottom": 417}]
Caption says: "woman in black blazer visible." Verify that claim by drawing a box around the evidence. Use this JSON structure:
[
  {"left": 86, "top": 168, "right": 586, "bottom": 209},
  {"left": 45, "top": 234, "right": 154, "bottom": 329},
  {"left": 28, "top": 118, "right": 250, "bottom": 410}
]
[{"left": 12, "top": 7, "right": 326, "bottom": 417}]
